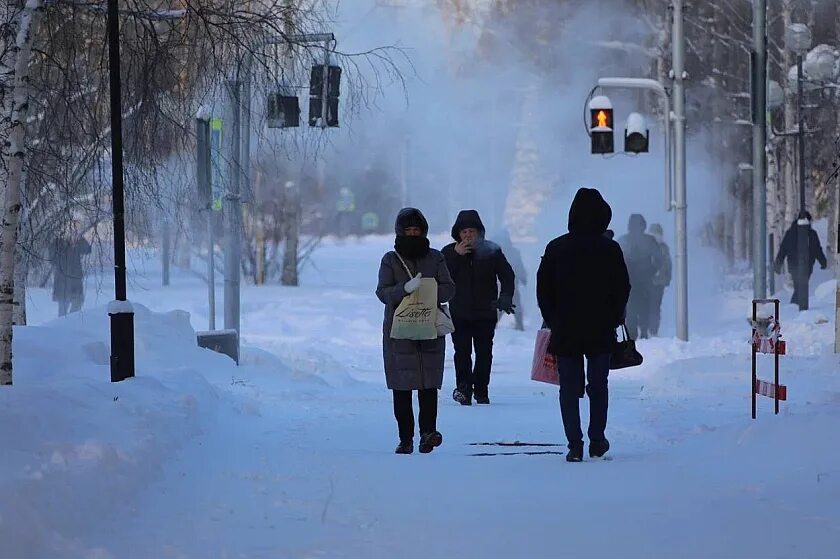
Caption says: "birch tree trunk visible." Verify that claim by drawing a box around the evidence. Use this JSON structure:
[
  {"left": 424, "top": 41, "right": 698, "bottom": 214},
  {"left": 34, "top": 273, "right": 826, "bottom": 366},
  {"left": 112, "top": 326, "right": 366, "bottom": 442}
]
[
  {"left": 0, "top": 0, "right": 42, "bottom": 386},
  {"left": 280, "top": 180, "right": 300, "bottom": 287},
  {"left": 828, "top": 8, "right": 840, "bottom": 267}
]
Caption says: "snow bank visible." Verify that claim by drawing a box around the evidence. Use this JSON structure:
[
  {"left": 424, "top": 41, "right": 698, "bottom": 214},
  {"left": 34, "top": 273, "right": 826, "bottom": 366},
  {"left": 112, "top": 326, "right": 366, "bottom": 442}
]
[{"left": 0, "top": 302, "right": 317, "bottom": 558}]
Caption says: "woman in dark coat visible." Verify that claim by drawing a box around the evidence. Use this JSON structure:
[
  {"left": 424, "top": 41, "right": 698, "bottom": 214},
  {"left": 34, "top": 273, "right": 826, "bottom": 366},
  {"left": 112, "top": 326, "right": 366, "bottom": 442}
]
[{"left": 376, "top": 208, "right": 455, "bottom": 454}]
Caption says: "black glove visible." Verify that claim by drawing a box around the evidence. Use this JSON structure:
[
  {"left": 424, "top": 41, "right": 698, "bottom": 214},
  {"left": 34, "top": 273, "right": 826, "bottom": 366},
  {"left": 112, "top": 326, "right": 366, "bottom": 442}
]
[
  {"left": 497, "top": 295, "right": 516, "bottom": 314},
  {"left": 773, "top": 263, "right": 782, "bottom": 275},
  {"left": 821, "top": 263, "right": 828, "bottom": 270}
]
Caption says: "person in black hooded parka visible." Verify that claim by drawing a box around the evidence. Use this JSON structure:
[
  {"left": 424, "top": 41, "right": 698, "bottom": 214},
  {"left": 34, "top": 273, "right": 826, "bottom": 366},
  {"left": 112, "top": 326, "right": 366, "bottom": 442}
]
[
  {"left": 537, "top": 188, "right": 630, "bottom": 462},
  {"left": 442, "top": 210, "right": 515, "bottom": 405},
  {"left": 618, "top": 214, "right": 661, "bottom": 340}
]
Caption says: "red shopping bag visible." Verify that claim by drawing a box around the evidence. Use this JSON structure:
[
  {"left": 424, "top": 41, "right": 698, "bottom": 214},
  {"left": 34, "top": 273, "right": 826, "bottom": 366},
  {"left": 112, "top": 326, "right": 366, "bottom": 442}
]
[{"left": 530, "top": 328, "right": 558, "bottom": 385}]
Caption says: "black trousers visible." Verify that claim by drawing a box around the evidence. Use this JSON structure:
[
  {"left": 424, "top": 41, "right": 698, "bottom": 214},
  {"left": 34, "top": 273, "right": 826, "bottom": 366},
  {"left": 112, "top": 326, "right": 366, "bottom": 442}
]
[
  {"left": 649, "top": 286, "right": 665, "bottom": 336},
  {"left": 393, "top": 389, "right": 438, "bottom": 442},
  {"left": 451, "top": 318, "right": 497, "bottom": 394},
  {"left": 626, "top": 286, "right": 651, "bottom": 340},
  {"left": 557, "top": 353, "right": 610, "bottom": 450}
]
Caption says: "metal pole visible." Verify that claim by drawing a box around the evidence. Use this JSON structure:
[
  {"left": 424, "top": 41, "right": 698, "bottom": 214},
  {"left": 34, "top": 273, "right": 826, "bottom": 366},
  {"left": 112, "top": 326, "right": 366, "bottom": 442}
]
[
  {"left": 596, "top": 78, "right": 673, "bottom": 212},
  {"left": 664, "top": 94, "right": 673, "bottom": 211},
  {"left": 672, "top": 0, "right": 689, "bottom": 341},
  {"left": 752, "top": 0, "right": 767, "bottom": 299},
  {"left": 769, "top": 233, "right": 776, "bottom": 294},
  {"left": 242, "top": 79, "right": 251, "bottom": 206},
  {"left": 107, "top": 0, "right": 135, "bottom": 382},
  {"left": 196, "top": 116, "right": 215, "bottom": 330},
  {"left": 796, "top": 55, "right": 809, "bottom": 310},
  {"left": 224, "top": 80, "right": 242, "bottom": 335},
  {"left": 751, "top": 300, "right": 757, "bottom": 419}
]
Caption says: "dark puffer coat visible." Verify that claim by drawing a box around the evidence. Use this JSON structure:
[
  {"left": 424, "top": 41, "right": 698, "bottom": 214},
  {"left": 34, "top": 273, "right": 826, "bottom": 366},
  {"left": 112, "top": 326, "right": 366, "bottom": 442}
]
[
  {"left": 441, "top": 210, "right": 515, "bottom": 321},
  {"left": 376, "top": 209, "right": 456, "bottom": 390},
  {"left": 618, "top": 214, "right": 661, "bottom": 289},
  {"left": 51, "top": 237, "right": 91, "bottom": 303},
  {"left": 537, "top": 188, "right": 631, "bottom": 356}
]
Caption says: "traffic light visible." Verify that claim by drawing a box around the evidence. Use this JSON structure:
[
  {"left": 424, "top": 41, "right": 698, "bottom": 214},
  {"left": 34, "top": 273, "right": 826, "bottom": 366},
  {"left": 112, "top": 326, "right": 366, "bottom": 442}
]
[
  {"left": 267, "top": 93, "right": 300, "bottom": 128},
  {"left": 624, "top": 112, "right": 649, "bottom": 154},
  {"left": 309, "top": 64, "right": 341, "bottom": 127},
  {"left": 589, "top": 96, "right": 614, "bottom": 154}
]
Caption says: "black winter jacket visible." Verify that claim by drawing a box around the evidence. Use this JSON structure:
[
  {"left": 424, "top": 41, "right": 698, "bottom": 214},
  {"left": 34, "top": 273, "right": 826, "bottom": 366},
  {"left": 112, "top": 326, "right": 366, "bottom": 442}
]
[
  {"left": 442, "top": 210, "right": 515, "bottom": 321},
  {"left": 618, "top": 214, "right": 661, "bottom": 291},
  {"left": 775, "top": 222, "right": 827, "bottom": 276},
  {"left": 537, "top": 189, "right": 631, "bottom": 356}
]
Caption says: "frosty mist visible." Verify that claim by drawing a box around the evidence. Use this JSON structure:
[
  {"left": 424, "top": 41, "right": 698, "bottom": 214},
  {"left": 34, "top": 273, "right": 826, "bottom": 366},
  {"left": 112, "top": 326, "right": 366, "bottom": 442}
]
[{"left": 329, "top": 0, "right": 725, "bottom": 333}]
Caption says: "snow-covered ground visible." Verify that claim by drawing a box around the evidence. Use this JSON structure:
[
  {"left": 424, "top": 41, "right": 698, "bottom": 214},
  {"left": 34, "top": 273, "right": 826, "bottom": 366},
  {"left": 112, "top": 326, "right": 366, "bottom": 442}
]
[{"left": 3, "top": 235, "right": 840, "bottom": 558}]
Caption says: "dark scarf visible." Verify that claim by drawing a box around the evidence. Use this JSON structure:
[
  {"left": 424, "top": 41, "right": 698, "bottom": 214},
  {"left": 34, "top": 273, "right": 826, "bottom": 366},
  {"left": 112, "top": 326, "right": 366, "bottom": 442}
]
[{"left": 395, "top": 235, "right": 430, "bottom": 260}]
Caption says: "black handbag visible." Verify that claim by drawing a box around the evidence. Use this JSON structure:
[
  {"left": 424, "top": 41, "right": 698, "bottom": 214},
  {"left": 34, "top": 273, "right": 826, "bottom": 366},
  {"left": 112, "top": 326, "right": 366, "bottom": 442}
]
[{"left": 610, "top": 324, "right": 643, "bottom": 370}]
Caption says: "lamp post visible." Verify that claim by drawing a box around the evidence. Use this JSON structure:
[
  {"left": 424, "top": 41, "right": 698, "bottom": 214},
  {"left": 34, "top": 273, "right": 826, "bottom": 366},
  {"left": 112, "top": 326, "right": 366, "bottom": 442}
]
[
  {"left": 106, "top": 0, "right": 134, "bottom": 382},
  {"left": 785, "top": 22, "right": 812, "bottom": 310}
]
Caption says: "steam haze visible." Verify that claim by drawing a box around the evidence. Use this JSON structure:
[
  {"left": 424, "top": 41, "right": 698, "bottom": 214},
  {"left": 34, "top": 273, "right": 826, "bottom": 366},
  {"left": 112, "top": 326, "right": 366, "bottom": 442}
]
[{"left": 328, "top": 0, "right": 730, "bottom": 336}]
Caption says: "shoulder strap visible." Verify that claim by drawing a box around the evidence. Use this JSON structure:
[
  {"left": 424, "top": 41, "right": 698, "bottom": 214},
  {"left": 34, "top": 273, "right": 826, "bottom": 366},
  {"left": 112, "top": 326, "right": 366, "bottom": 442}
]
[{"left": 393, "top": 251, "right": 414, "bottom": 278}]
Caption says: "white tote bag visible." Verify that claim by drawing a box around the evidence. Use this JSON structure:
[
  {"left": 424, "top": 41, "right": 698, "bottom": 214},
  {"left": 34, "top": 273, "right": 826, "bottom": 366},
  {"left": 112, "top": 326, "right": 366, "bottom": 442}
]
[{"left": 392, "top": 252, "right": 455, "bottom": 338}]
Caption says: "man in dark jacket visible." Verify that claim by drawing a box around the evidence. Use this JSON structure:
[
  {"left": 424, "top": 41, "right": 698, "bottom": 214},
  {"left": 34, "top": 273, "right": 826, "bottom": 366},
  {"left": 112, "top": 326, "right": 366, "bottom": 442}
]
[
  {"left": 537, "top": 188, "right": 630, "bottom": 462},
  {"left": 618, "top": 214, "right": 661, "bottom": 339},
  {"left": 442, "top": 210, "right": 515, "bottom": 405},
  {"left": 774, "top": 211, "right": 827, "bottom": 307}
]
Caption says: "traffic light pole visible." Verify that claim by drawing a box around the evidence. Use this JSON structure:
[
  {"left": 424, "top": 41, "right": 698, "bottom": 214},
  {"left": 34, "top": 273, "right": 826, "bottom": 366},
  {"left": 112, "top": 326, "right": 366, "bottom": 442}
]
[
  {"left": 595, "top": 75, "right": 687, "bottom": 341},
  {"left": 220, "top": 32, "right": 334, "bottom": 347},
  {"left": 596, "top": 78, "right": 672, "bottom": 211}
]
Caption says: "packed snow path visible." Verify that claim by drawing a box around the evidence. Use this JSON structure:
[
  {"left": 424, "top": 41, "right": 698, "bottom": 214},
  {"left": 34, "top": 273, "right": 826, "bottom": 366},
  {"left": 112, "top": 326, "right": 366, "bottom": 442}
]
[{"left": 7, "top": 236, "right": 840, "bottom": 558}]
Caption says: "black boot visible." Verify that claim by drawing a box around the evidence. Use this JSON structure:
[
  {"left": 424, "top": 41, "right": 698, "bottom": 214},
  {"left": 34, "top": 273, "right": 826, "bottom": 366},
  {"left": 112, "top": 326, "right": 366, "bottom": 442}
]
[
  {"left": 566, "top": 446, "right": 583, "bottom": 462},
  {"left": 474, "top": 386, "right": 490, "bottom": 405},
  {"left": 395, "top": 440, "right": 413, "bottom": 454},
  {"left": 589, "top": 439, "right": 610, "bottom": 459},
  {"left": 419, "top": 431, "right": 443, "bottom": 453},
  {"left": 452, "top": 386, "right": 472, "bottom": 406}
]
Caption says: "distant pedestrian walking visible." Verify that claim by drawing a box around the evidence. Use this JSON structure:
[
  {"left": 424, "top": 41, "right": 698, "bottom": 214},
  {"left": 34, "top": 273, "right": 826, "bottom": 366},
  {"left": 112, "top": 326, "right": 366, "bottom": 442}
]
[
  {"left": 51, "top": 226, "right": 91, "bottom": 317},
  {"left": 774, "top": 211, "right": 827, "bottom": 307},
  {"left": 618, "top": 214, "right": 661, "bottom": 339},
  {"left": 376, "top": 208, "right": 455, "bottom": 455},
  {"left": 442, "top": 210, "right": 515, "bottom": 405},
  {"left": 495, "top": 229, "right": 526, "bottom": 331},
  {"left": 537, "top": 188, "right": 630, "bottom": 462},
  {"left": 647, "top": 223, "right": 672, "bottom": 337}
]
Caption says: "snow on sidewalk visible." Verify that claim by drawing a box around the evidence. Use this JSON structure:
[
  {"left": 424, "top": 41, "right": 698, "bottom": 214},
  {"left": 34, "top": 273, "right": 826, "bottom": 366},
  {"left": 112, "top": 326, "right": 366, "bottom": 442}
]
[{"left": 3, "top": 237, "right": 839, "bottom": 558}]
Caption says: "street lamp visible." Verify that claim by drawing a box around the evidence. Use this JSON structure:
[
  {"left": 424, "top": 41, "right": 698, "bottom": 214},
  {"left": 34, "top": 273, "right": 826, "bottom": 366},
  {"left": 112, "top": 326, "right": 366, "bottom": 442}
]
[
  {"left": 104, "top": 3, "right": 185, "bottom": 382},
  {"left": 785, "top": 22, "right": 812, "bottom": 310},
  {"left": 106, "top": 0, "right": 134, "bottom": 382}
]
